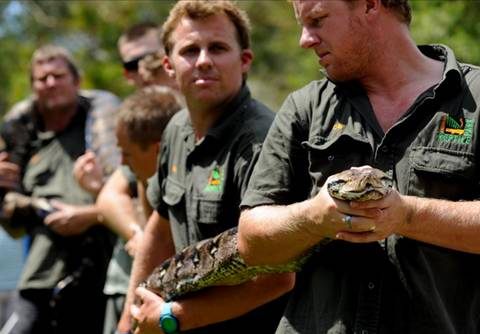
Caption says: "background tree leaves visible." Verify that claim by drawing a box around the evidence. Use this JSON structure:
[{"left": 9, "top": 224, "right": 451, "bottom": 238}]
[{"left": 0, "top": 1, "right": 479, "bottom": 115}]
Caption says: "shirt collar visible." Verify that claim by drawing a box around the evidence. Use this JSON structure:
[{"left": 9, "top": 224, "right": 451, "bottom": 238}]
[
  {"left": 336, "top": 44, "right": 464, "bottom": 99},
  {"left": 181, "top": 83, "right": 251, "bottom": 144},
  {"left": 419, "top": 44, "right": 463, "bottom": 96},
  {"left": 207, "top": 83, "right": 250, "bottom": 140}
]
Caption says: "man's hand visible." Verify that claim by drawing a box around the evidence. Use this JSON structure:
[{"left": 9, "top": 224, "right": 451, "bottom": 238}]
[
  {"left": 43, "top": 201, "right": 95, "bottom": 236},
  {"left": 304, "top": 184, "right": 380, "bottom": 239},
  {"left": 131, "top": 286, "right": 165, "bottom": 334},
  {"left": 73, "top": 151, "right": 104, "bottom": 195},
  {"left": 335, "top": 188, "right": 411, "bottom": 243},
  {"left": 0, "top": 152, "right": 20, "bottom": 190}
]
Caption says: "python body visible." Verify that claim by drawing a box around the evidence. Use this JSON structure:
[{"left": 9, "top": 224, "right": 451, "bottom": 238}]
[{"left": 143, "top": 166, "right": 392, "bottom": 301}]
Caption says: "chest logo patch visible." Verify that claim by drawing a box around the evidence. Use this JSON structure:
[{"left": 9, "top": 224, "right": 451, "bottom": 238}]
[
  {"left": 333, "top": 122, "right": 345, "bottom": 130},
  {"left": 204, "top": 166, "right": 224, "bottom": 192},
  {"left": 437, "top": 116, "right": 473, "bottom": 144}
]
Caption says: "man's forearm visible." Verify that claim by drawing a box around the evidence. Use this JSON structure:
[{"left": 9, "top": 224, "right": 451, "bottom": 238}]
[
  {"left": 238, "top": 201, "right": 323, "bottom": 267},
  {"left": 397, "top": 196, "right": 480, "bottom": 254},
  {"left": 171, "top": 272, "right": 294, "bottom": 331},
  {"left": 123, "top": 212, "right": 175, "bottom": 327}
]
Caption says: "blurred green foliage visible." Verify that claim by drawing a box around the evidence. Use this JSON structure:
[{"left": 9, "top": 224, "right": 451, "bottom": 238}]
[{"left": 1, "top": 0, "right": 480, "bottom": 115}]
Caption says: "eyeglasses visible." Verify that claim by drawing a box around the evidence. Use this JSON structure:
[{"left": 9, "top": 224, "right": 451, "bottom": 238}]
[{"left": 122, "top": 52, "right": 155, "bottom": 72}]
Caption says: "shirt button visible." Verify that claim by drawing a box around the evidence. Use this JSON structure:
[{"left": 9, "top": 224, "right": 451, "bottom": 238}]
[
  {"left": 328, "top": 155, "right": 334, "bottom": 161},
  {"left": 368, "top": 282, "right": 375, "bottom": 290},
  {"left": 381, "top": 146, "right": 389, "bottom": 153}
]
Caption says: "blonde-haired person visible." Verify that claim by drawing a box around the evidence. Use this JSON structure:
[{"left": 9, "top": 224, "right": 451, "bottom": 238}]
[{"left": 122, "top": 1, "right": 293, "bottom": 334}]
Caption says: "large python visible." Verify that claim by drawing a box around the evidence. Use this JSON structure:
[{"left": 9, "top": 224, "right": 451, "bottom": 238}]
[{"left": 143, "top": 166, "right": 392, "bottom": 301}]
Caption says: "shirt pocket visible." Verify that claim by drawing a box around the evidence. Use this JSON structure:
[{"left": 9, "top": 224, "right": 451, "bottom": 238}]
[
  {"left": 195, "top": 194, "right": 223, "bottom": 225},
  {"left": 407, "top": 146, "right": 478, "bottom": 200},
  {"left": 162, "top": 177, "right": 186, "bottom": 224},
  {"left": 22, "top": 145, "right": 62, "bottom": 197},
  {"left": 192, "top": 192, "right": 227, "bottom": 241},
  {"left": 163, "top": 177, "right": 185, "bottom": 206},
  {"left": 302, "top": 133, "right": 373, "bottom": 192}
]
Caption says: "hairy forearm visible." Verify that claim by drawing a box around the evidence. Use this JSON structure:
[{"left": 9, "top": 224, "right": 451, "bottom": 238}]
[
  {"left": 399, "top": 196, "right": 480, "bottom": 254},
  {"left": 238, "top": 201, "right": 323, "bottom": 266},
  {"left": 172, "top": 273, "right": 295, "bottom": 331}
]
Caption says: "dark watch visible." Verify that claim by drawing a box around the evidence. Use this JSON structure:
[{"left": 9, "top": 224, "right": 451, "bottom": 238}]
[{"left": 159, "top": 302, "right": 180, "bottom": 334}]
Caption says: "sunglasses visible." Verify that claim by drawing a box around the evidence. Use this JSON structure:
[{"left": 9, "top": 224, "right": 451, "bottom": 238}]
[{"left": 122, "top": 52, "right": 156, "bottom": 72}]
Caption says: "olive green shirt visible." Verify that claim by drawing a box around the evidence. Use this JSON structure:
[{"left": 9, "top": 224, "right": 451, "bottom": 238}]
[
  {"left": 242, "top": 45, "right": 480, "bottom": 334},
  {"left": 148, "top": 85, "right": 289, "bottom": 334},
  {"left": 148, "top": 85, "right": 274, "bottom": 251},
  {"left": 1, "top": 93, "right": 116, "bottom": 290}
]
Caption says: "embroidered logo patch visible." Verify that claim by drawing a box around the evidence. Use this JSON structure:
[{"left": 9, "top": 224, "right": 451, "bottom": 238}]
[
  {"left": 437, "top": 116, "right": 473, "bottom": 144},
  {"left": 333, "top": 122, "right": 345, "bottom": 130},
  {"left": 204, "top": 166, "right": 224, "bottom": 192}
]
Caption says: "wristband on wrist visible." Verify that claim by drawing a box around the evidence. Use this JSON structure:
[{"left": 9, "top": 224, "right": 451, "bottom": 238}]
[{"left": 159, "top": 301, "right": 179, "bottom": 334}]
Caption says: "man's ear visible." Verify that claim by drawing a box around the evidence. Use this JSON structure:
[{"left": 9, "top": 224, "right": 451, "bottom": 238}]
[
  {"left": 240, "top": 49, "right": 254, "bottom": 75},
  {"left": 364, "top": 0, "right": 380, "bottom": 16},
  {"left": 163, "top": 55, "right": 176, "bottom": 79},
  {"left": 73, "top": 75, "right": 81, "bottom": 89}
]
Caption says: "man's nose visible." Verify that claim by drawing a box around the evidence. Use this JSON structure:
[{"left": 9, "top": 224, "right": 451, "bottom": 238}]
[
  {"left": 45, "top": 74, "right": 57, "bottom": 87},
  {"left": 299, "top": 27, "right": 320, "bottom": 49},
  {"left": 196, "top": 49, "right": 213, "bottom": 69}
]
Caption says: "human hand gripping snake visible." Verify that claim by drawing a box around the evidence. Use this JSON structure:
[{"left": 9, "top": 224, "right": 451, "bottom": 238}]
[
  {"left": 139, "top": 166, "right": 392, "bottom": 302},
  {"left": 327, "top": 165, "right": 392, "bottom": 229}
]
